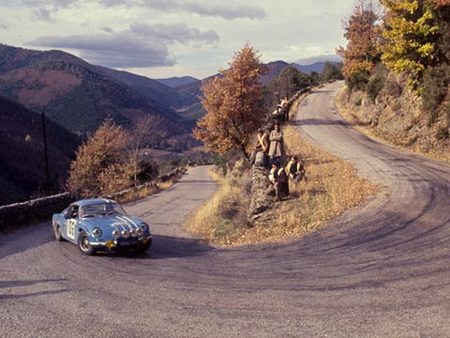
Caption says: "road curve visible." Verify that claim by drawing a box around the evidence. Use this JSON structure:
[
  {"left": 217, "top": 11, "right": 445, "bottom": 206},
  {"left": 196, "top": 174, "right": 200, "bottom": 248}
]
[{"left": 1, "top": 83, "right": 450, "bottom": 338}]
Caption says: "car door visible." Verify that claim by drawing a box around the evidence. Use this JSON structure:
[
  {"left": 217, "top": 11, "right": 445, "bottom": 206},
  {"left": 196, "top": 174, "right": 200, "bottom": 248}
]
[{"left": 64, "top": 205, "right": 79, "bottom": 242}]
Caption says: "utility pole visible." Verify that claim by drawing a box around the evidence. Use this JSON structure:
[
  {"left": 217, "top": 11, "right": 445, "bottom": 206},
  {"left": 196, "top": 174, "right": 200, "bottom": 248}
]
[{"left": 41, "top": 110, "right": 50, "bottom": 190}]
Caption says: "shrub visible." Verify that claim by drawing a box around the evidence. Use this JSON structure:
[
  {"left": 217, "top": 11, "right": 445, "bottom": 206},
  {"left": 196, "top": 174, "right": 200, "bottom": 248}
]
[
  {"left": 420, "top": 64, "right": 450, "bottom": 119},
  {"left": 367, "top": 74, "right": 385, "bottom": 102},
  {"left": 67, "top": 120, "right": 133, "bottom": 197},
  {"left": 436, "top": 127, "right": 449, "bottom": 140},
  {"left": 346, "top": 69, "right": 370, "bottom": 91},
  {"left": 384, "top": 73, "right": 403, "bottom": 97}
]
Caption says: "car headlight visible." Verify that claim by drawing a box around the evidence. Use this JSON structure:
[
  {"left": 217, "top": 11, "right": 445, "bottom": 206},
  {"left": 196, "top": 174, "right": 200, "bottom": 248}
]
[
  {"left": 140, "top": 223, "right": 149, "bottom": 234},
  {"left": 112, "top": 229, "right": 121, "bottom": 238},
  {"left": 121, "top": 230, "right": 130, "bottom": 238},
  {"left": 93, "top": 227, "right": 102, "bottom": 238}
]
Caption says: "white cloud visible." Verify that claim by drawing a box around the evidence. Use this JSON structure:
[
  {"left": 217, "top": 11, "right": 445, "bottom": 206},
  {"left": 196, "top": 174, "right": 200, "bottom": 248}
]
[
  {"left": 0, "top": 0, "right": 356, "bottom": 78},
  {"left": 28, "top": 23, "right": 219, "bottom": 68},
  {"left": 33, "top": 8, "right": 51, "bottom": 21},
  {"left": 100, "top": 0, "right": 267, "bottom": 20}
]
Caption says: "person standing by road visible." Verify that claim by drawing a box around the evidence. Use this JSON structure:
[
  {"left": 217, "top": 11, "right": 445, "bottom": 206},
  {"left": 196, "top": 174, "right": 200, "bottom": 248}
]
[
  {"left": 249, "top": 128, "right": 270, "bottom": 166},
  {"left": 279, "top": 96, "right": 289, "bottom": 122},
  {"left": 268, "top": 122, "right": 285, "bottom": 166}
]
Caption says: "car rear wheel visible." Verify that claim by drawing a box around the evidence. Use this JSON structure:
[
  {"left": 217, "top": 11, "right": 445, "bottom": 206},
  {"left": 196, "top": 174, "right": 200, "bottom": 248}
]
[
  {"left": 78, "top": 231, "right": 96, "bottom": 255},
  {"left": 53, "top": 224, "right": 63, "bottom": 241}
]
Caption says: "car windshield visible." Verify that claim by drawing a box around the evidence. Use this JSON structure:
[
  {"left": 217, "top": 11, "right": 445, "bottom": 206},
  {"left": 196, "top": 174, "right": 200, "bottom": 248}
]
[{"left": 80, "top": 203, "right": 127, "bottom": 218}]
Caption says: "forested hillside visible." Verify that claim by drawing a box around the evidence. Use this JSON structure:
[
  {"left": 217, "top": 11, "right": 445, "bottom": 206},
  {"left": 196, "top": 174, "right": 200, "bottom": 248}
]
[
  {"left": 0, "top": 44, "right": 188, "bottom": 139},
  {"left": 338, "top": 0, "right": 450, "bottom": 158},
  {"left": 0, "top": 95, "right": 80, "bottom": 204}
]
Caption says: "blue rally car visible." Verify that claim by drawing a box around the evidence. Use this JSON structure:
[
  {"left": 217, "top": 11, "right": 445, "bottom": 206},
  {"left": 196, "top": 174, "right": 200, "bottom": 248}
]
[{"left": 52, "top": 199, "right": 152, "bottom": 255}]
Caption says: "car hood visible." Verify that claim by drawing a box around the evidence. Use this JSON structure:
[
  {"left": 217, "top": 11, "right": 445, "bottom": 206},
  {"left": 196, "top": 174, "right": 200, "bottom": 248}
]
[{"left": 83, "top": 215, "right": 143, "bottom": 231}]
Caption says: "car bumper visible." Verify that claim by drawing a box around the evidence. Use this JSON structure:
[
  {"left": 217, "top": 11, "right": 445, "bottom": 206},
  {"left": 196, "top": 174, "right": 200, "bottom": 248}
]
[{"left": 90, "top": 235, "right": 152, "bottom": 250}]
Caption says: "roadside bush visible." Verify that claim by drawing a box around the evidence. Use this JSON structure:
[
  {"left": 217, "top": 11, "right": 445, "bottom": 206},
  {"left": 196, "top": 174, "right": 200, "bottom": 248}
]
[
  {"left": 136, "top": 160, "right": 159, "bottom": 184},
  {"left": 384, "top": 73, "right": 403, "bottom": 98},
  {"left": 420, "top": 64, "right": 450, "bottom": 122},
  {"left": 67, "top": 120, "right": 134, "bottom": 197},
  {"left": 436, "top": 127, "right": 449, "bottom": 140},
  {"left": 367, "top": 67, "right": 386, "bottom": 102},
  {"left": 346, "top": 69, "right": 370, "bottom": 91}
]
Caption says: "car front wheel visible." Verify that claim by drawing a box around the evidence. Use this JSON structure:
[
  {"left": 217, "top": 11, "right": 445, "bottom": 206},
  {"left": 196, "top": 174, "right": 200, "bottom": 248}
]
[
  {"left": 78, "top": 231, "right": 96, "bottom": 255},
  {"left": 136, "top": 238, "right": 152, "bottom": 253}
]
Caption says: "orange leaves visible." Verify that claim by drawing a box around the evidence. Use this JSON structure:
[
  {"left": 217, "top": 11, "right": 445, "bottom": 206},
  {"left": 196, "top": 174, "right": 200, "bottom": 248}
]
[
  {"left": 338, "top": 0, "right": 381, "bottom": 81},
  {"left": 67, "top": 120, "right": 133, "bottom": 197},
  {"left": 195, "top": 44, "right": 267, "bottom": 158}
]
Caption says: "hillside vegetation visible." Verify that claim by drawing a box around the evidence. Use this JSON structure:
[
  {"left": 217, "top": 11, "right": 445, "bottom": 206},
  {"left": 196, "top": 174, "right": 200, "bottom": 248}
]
[
  {"left": 0, "top": 44, "right": 189, "bottom": 145},
  {"left": 0, "top": 95, "right": 80, "bottom": 205},
  {"left": 337, "top": 0, "right": 450, "bottom": 159}
]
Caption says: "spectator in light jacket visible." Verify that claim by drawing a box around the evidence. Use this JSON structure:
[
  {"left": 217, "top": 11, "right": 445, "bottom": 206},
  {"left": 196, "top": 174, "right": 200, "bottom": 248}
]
[{"left": 268, "top": 122, "right": 285, "bottom": 166}]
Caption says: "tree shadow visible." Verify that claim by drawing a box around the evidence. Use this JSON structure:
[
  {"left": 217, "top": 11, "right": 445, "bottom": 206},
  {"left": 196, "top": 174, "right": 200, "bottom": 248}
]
[
  {"left": 0, "top": 278, "right": 70, "bottom": 300},
  {"left": 0, "top": 289, "right": 70, "bottom": 300},
  {"left": 0, "top": 223, "right": 53, "bottom": 259},
  {"left": 290, "top": 119, "right": 350, "bottom": 127},
  {"left": 0, "top": 278, "right": 67, "bottom": 288}
]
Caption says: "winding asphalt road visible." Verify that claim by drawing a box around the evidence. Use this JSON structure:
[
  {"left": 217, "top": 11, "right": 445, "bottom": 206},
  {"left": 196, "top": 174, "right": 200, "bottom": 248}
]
[{"left": 1, "top": 82, "right": 450, "bottom": 337}]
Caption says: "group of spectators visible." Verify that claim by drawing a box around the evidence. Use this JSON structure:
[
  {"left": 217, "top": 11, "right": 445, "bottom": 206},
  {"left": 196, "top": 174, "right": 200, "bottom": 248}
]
[{"left": 249, "top": 96, "right": 306, "bottom": 201}]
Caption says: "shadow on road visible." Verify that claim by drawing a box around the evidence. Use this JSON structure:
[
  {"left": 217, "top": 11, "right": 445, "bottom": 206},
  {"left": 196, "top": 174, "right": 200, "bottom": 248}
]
[
  {"left": 0, "top": 278, "right": 70, "bottom": 301},
  {"left": 291, "top": 119, "right": 349, "bottom": 127},
  {"left": 0, "top": 223, "right": 52, "bottom": 260},
  {"left": 0, "top": 278, "right": 67, "bottom": 288},
  {"left": 0, "top": 289, "right": 70, "bottom": 300},
  {"left": 95, "top": 234, "right": 215, "bottom": 260}
]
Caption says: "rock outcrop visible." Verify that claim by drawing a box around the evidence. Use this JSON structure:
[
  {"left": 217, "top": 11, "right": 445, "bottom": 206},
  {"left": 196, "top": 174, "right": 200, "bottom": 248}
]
[{"left": 247, "top": 165, "right": 272, "bottom": 224}]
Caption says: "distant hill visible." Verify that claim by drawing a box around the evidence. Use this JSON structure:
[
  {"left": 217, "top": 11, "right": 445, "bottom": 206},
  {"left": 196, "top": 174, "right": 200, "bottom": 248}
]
[
  {"left": 0, "top": 95, "right": 80, "bottom": 205},
  {"left": 261, "top": 61, "right": 290, "bottom": 85},
  {"left": 0, "top": 44, "right": 187, "bottom": 140},
  {"left": 295, "top": 54, "right": 342, "bottom": 65},
  {"left": 173, "top": 60, "right": 295, "bottom": 120},
  {"left": 156, "top": 76, "right": 200, "bottom": 88},
  {"left": 293, "top": 61, "right": 341, "bottom": 74}
]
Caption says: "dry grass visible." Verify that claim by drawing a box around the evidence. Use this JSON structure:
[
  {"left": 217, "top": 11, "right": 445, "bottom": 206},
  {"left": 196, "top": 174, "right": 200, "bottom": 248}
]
[
  {"left": 254, "top": 126, "right": 380, "bottom": 240},
  {"left": 185, "top": 163, "right": 251, "bottom": 246},
  {"left": 185, "top": 112, "right": 380, "bottom": 247}
]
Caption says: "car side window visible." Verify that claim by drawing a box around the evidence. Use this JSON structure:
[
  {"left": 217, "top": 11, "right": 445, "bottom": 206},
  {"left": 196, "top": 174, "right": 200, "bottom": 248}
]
[{"left": 70, "top": 205, "right": 79, "bottom": 219}]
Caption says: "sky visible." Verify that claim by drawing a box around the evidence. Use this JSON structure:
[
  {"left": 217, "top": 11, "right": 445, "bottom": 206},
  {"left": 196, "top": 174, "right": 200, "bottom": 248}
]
[{"left": 0, "top": 0, "right": 355, "bottom": 79}]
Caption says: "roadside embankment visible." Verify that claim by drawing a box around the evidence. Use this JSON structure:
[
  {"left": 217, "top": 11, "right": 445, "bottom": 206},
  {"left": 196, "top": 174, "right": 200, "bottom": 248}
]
[
  {"left": 185, "top": 95, "right": 380, "bottom": 247},
  {"left": 336, "top": 83, "right": 450, "bottom": 163}
]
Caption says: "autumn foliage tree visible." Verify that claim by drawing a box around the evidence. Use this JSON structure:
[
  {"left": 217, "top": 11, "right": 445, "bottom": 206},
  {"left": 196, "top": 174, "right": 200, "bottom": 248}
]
[
  {"left": 194, "top": 44, "right": 267, "bottom": 159},
  {"left": 427, "top": 0, "right": 450, "bottom": 8},
  {"left": 67, "top": 120, "right": 134, "bottom": 197},
  {"left": 380, "top": 0, "right": 439, "bottom": 83},
  {"left": 337, "top": 0, "right": 381, "bottom": 90}
]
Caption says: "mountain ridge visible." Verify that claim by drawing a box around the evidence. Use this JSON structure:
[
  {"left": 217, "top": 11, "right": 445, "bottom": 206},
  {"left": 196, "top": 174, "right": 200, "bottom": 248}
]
[
  {"left": 0, "top": 44, "right": 188, "bottom": 139},
  {"left": 156, "top": 76, "right": 200, "bottom": 88}
]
